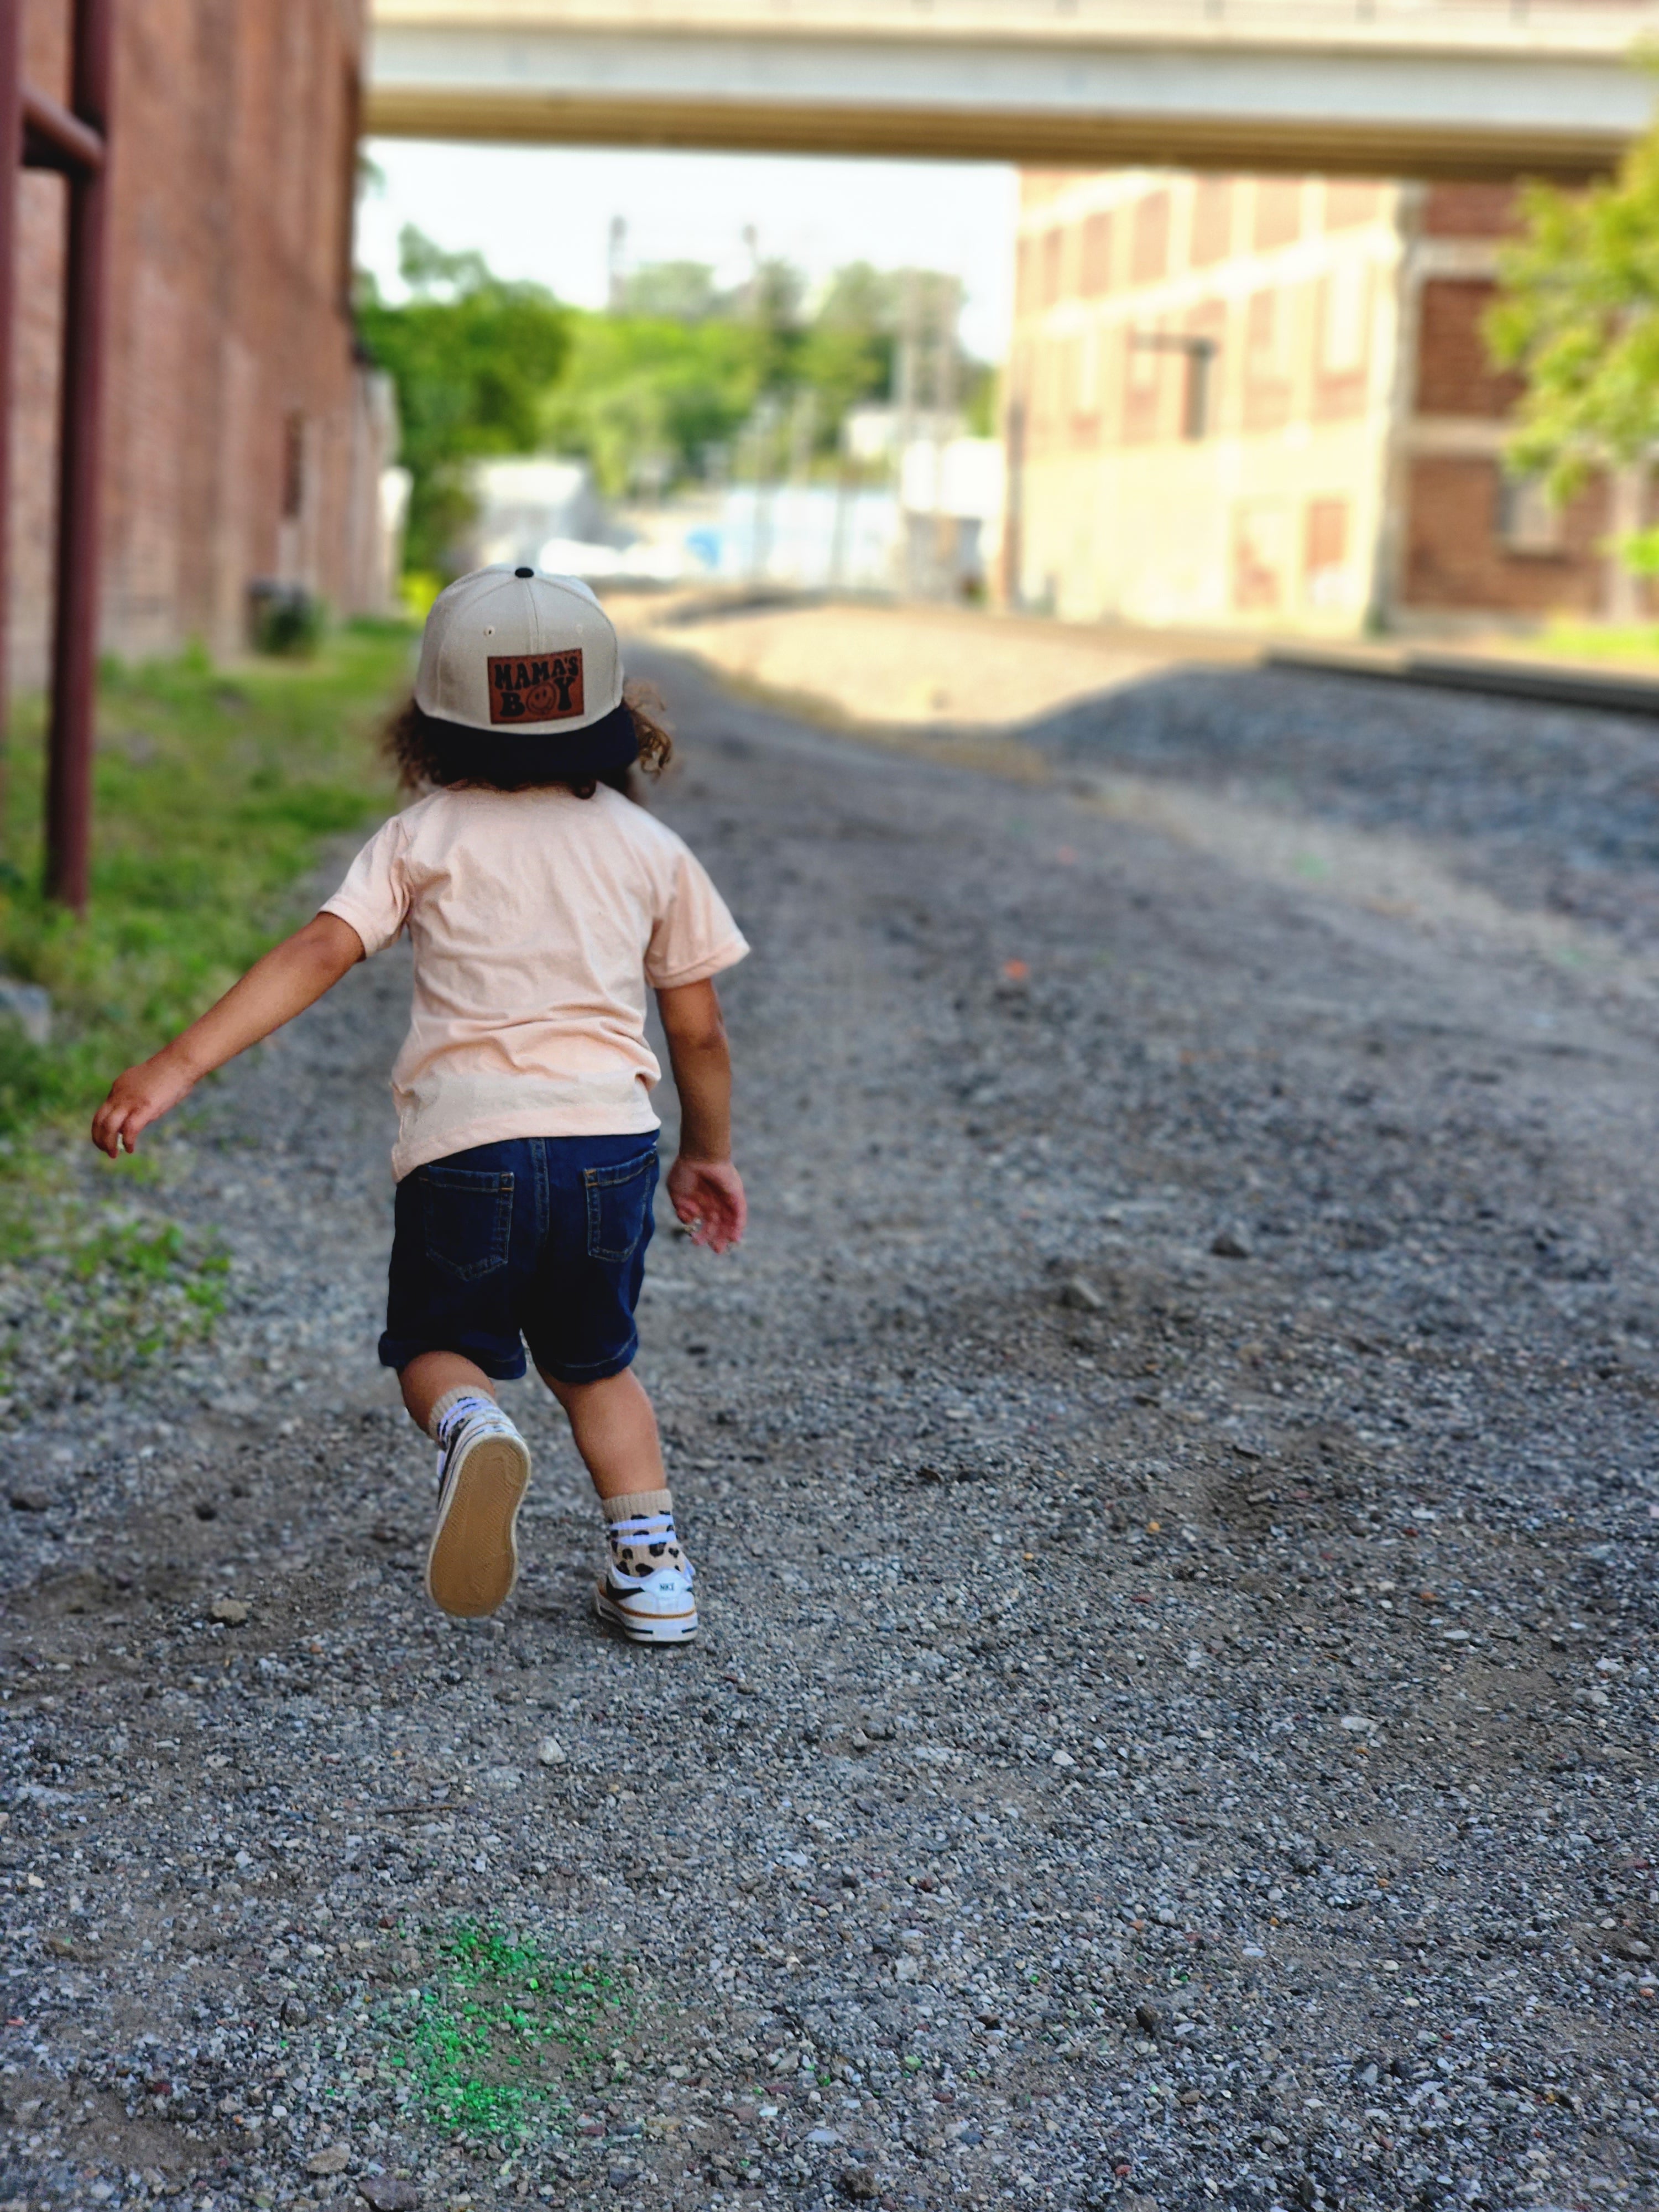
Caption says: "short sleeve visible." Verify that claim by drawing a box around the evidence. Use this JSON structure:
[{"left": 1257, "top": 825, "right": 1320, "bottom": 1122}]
[
  {"left": 319, "top": 814, "right": 412, "bottom": 957},
  {"left": 644, "top": 842, "right": 749, "bottom": 992}
]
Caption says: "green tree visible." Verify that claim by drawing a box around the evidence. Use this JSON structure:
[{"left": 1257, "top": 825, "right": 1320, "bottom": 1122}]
[
  {"left": 357, "top": 227, "right": 570, "bottom": 574},
  {"left": 613, "top": 261, "right": 725, "bottom": 323},
  {"left": 1486, "top": 123, "right": 1659, "bottom": 566},
  {"left": 540, "top": 312, "right": 766, "bottom": 496}
]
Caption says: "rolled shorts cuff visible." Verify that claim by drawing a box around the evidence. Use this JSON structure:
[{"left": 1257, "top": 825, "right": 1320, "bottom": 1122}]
[
  {"left": 377, "top": 1329, "right": 529, "bottom": 1383},
  {"left": 529, "top": 1331, "right": 638, "bottom": 1386}
]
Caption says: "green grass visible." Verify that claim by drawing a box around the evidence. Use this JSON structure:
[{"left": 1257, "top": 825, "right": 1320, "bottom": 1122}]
[
  {"left": 0, "top": 620, "right": 412, "bottom": 1136},
  {"left": 0, "top": 622, "right": 413, "bottom": 1392},
  {"left": 1532, "top": 619, "right": 1659, "bottom": 669},
  {"left": 384, "top": 1921, "right": 625, "bottom": 2150}
]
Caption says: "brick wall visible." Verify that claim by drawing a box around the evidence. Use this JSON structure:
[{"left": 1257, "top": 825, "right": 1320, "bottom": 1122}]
[
  {"left": 1402, "top": 456, "right": 1607, "bottom": 615},
  {"left": 7, "top": 0, "right": 384, "bottom": 691},
  {"left": 1395, "top": 182, "right": 1618, "bottom": 621}
]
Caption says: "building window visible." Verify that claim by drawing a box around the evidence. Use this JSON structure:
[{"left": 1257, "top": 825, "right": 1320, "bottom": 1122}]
[
  {"left": 1234, "top": 500, "right": 1290, "bottom": 610},
  {"left": 1320, "top": 260, "right": 1368, "bottom": 375},
  {"left": 1080, "top": 212, "right": 1113, "bottom": 298},
  {"left": 1130, "top": 192, "right": 1171, "bottom": 286},
  {"left": 1191, "top": 177, "right": 1232, "bottom": 268},
  {"left": 1304, "top": 497, "right": 1350, "bottom": 606},
  {"left": 1254, "top": 179, "right": 1302, "bottom": 253},
  {"left": 1041, "top": 228, "right": 1065, "bottom": 309},
  {"left": 1496, "top": 473, "right": 1564, "bottom": 556}
]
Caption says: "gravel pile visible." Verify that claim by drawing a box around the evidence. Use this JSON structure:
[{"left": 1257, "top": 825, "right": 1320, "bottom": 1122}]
[
  {"left": 1034, "top": 665, "right": 1659, "bottom": 956},
  {"left": 1, "top": 646, "right": 1656, "bottom": 2212}
]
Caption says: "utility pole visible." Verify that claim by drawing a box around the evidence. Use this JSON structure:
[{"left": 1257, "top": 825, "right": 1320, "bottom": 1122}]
[
  {"left": 44, "top": 0, "right": 114, "bottom": 912},
  {"left": 0, "top": 0, "right": 23, "bottom": 830},
  {"left": 607, "top": 215, "right": 627, "bottom": 311},
  {"left": 895, "top": 269, "right": 921, "bottom": 597}
]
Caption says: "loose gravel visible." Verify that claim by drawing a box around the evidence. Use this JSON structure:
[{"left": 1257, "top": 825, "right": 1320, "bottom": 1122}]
[{"left": 1, "top": 647, "right": 1656, "bottom": 2212}]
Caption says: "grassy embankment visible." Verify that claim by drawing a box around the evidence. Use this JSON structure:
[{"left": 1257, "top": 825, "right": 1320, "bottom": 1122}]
[{"left": 0, "top": 622, "right": 413, "bottom": 1387}]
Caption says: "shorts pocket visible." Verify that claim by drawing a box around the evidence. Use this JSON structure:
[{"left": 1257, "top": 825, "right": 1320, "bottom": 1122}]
[
  {"left": 583, "top": 1148, "right": 659, "bottom": 1264},
  {"left": 419, "top": 1165, "right": 514, "bottom": 1281}
]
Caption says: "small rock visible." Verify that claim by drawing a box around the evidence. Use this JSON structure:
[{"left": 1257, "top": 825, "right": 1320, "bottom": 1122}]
[
  {"left": 358, "top": 2179, "right": 420, "bottom": 2211},
  {"left": 8, "top": 1488, "right": 51, "bottom": 1513},
  {"left": 0, "top": 979, "right": 52, "bottom": 1045},
  {"left": 536, "top": 1738, "right": 566, "bottom": 1766},
  {"left": 1058, "top": 1275, "right": 1103, "bottom": 1312},
  {"left": 1211, "top": 1228, "right": 1252, "bottom": 1260},
  {"left": 481, "top": 1765, "right": 522, "bottom": 1792},
  {"left": 839, "top": 2168, "right": 881, "bottom": 2203},
  {"left": 806, "top": 2127, "right": 842, "bottom": 2146},
  {"left": 1051, "top": 1749, "right": 1075, "bottom": 1767},
  {"left": 307, "top": 2145, "right": 352, "bottom": 2176},
  {"left": 210, "top": 1597, "right": 251, "bottom": 1626},
  {"left": 1134, "top": 2001, "right": 1167, "bottom": 2037}
]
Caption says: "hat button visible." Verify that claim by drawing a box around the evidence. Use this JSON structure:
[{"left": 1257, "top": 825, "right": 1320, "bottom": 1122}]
[{"left": 514, "top": 565, "right": 534, "bottom": 578}]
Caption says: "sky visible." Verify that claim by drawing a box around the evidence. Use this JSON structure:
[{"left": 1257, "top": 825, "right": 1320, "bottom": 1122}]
[{"left": 359, "top": 139, "right": 1020, "bottom": 362}]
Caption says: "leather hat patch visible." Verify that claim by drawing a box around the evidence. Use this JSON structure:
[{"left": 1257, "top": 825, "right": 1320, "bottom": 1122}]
[{"left": 487, "top": 650, "right": 585, "bottom": 724}]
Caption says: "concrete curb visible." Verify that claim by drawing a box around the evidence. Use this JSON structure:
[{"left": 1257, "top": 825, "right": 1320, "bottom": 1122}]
[{"left": 1266, "top": 645, "right": 1659, "bottom": 720}]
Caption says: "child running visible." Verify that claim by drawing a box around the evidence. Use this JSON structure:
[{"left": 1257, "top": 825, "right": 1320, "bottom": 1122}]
[{"left": 91, "top": 568, "right": 748, "bottom": 1642}]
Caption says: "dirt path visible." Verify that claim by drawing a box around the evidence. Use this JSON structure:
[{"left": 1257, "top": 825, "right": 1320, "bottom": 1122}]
[{"left": 2, "top": 647, "right": 1656, "bottom": 2212}]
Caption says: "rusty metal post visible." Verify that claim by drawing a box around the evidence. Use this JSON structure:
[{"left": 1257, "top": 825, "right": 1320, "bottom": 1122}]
[
  {"left": 0, "top": 1, "right": 24, "bottom": 790},
  {"left": 45, "top": 0, "right": 113, "bottom": 912}
]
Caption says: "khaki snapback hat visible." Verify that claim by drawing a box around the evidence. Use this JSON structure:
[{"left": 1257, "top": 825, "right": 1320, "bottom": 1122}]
[{"left": 416, "top": 565, "right": 625, "bottom": 735}]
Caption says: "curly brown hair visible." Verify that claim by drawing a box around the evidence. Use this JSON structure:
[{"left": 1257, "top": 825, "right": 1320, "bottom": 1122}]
[{"left": 385, "top": 680, "right": 674, "bottom": 801}]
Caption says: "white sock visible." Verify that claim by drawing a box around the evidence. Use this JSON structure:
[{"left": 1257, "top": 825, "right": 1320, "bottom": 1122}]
[
  {"left": 603, "top": 1488, "right": 688, "bottom": 1580},
  {"left": 428, "top": 1387, "right": 499, "bottom": 1446}
]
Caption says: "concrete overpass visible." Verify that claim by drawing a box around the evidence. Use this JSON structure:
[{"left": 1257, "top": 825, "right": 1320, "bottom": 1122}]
[{"left": 366, "top": 0, "right": 1659, "bottom": 183}]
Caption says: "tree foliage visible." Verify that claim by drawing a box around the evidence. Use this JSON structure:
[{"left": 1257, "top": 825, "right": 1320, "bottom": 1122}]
[
  {"left": 357, "top": 227, "right": 570, "bottom": 571},
  {"left": 358, "top": 227, "right": 991, "bottom": 551},
  {"left": 1486, "top": 119, "right": 1659, "bottom": 565}
]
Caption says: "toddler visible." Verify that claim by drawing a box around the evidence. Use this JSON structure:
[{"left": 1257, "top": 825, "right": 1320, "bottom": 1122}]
[{"left": 92, "top": 567, "right": 748, "bottom": 1642}]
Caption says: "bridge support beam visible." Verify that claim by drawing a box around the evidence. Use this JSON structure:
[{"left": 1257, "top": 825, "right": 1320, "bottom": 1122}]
[{"left": 367, "top": 15, "right": 1656, "bottom": 182}]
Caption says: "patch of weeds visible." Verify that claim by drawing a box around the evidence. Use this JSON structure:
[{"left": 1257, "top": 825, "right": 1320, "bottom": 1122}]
[
  {"left": 0, "top": 623, "right": 410, "bottom": 1395},
  {"left": 0, "top": 619, "right": 411, "bottom": 1138},
  {"left": 0, "top": 1165, "right": 229, "bottom": 1386},
  {"left": 384, "top": 1919, "right": 627, "bottom": 2151}
]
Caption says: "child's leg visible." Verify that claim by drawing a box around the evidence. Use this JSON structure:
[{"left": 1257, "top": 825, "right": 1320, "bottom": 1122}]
[
  {"left": 540, "top": 1366, "right": 664, "bottom": 1500},
  {"left": 401, "top": 1350, "right": 530, "bottom": 1619},
  {"left": 401, "top": 1349, "right": 498, "bottom": 1434},
  {"left": 541, "top": 1366, "right": 695, "bottom": 1643}
]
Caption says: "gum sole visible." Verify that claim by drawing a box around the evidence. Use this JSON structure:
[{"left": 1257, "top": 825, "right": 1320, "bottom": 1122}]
[
  {"left": 594, "top": 1585, "right": 698, "bottom": 1643},
  {"left": 426, "top": 1434, "right": 531, "bottom": 1618}
]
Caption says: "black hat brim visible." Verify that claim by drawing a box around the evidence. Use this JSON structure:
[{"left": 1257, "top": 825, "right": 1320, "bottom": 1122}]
[{"left": 430, "top": 698, "right": 640, "bottom": 784}]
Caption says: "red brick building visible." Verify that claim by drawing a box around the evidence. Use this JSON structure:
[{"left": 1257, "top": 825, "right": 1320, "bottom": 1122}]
[
  {"left": 8, "top": 0, "right": 394, "bottom": 690},
  {"left": 1006, "top": 170, "right": 1613, "bottom": 635}
]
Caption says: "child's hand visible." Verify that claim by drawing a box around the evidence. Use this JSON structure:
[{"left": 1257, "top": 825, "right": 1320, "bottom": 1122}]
[
  {"left": 90, "top": 1047, "right": 201, "bottom": 1159},
  {"left": 666, "top": 1156, "right": 746, "bottom": 1254}
]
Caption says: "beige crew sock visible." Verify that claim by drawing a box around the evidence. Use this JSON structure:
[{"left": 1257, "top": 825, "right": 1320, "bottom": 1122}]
[
  {"left": 426, "top": 1383, "right": 498, "bottom": 1443},
  {"left": 602, "top": 1487, "right": 687, "bottom": 1579}
]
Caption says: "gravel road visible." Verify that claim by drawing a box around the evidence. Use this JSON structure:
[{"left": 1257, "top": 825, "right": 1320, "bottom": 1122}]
[{"left": 2, "top": 649, "right": 1656, "bottom": 2212}]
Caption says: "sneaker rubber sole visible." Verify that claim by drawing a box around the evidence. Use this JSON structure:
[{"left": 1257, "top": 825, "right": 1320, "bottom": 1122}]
[
  {"left": 426, "top": 1429, "right": 531, "bottom": 1619},
  {"left": 593, "top": 1577, "right": 698, "bottom": 1644}
]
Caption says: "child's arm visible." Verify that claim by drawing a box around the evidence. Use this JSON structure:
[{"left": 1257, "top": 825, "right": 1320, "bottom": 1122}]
[
  {"left": 656, "top": 976, "right": 745, "bottom": 1253},
  {"left": 90, "top": 912, "right": 364, "bottom": 1159}
]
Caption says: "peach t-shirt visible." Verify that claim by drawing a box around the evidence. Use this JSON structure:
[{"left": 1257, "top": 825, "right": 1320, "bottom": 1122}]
[{"left": 321, "top": 785, "right": 748, "bottom": 1180}]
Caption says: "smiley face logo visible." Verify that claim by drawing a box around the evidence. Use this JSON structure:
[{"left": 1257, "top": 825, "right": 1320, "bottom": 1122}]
[{"left": 487, "top": 650, "right": 586, "bottom": 723}]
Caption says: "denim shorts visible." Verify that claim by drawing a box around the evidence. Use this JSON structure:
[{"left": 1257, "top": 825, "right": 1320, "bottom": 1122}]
[{"left": 378, "top": 1134, "right": 659, "bottom": 1384}]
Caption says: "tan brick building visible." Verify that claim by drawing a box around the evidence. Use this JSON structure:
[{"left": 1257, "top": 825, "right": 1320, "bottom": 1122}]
[
  {"left": 8, "top": 0, "right": 394, "bottom": 691},
  {"left": 1005, "top": 171, "right": 1611, "bottom": 636}
]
